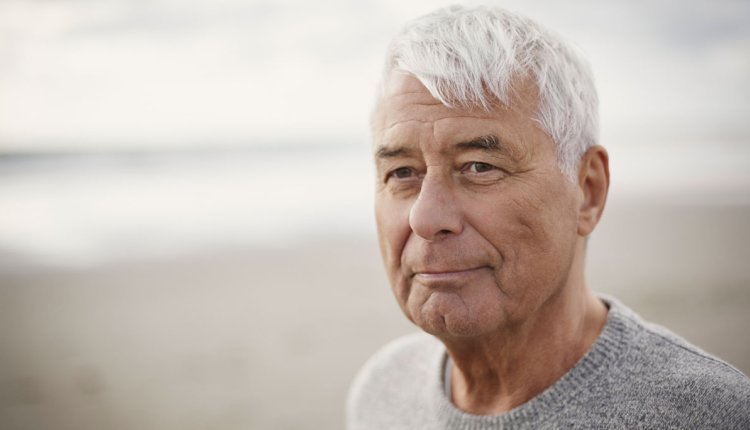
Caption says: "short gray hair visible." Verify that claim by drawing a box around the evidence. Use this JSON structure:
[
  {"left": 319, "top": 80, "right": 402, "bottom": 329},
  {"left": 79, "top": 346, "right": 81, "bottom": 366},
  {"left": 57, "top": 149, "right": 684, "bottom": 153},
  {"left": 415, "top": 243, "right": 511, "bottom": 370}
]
[{"left": 379, "top": 5, "right": 599, "bottom": 179}]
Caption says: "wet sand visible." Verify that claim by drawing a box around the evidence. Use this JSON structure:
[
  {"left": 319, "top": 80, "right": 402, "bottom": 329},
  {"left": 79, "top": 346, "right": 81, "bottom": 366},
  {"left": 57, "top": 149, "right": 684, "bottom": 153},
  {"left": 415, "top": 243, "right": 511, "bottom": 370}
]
[{"left": 1, "top": 203, "right": 748, "bottom": 430}]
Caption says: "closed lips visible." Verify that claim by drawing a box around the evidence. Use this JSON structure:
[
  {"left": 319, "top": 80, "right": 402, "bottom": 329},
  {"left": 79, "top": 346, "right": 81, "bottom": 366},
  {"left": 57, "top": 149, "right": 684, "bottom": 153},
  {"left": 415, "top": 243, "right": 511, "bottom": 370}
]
[{"left": 412, "top": 266, "right": 490, "bottom": 277}]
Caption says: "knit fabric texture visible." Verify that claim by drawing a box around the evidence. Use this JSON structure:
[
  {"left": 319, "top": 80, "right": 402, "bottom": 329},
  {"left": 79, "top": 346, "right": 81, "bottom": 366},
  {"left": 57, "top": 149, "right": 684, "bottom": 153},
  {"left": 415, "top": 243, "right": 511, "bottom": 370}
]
[{"left": 347, "top": 297, "right": 750, "bottom": 429}]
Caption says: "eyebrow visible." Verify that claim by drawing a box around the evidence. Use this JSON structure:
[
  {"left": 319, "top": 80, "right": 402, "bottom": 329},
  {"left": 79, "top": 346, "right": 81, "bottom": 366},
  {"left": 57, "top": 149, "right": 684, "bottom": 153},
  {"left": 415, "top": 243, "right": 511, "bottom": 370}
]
[
  {"left": 455, "top": 135, "right": 504, "bottom": 153},
  {"left": 375, "top": 146, "right": 413, "bottom": 159},
  {"left": 374, "top": 135, "right": 509, "bottom": 159}
]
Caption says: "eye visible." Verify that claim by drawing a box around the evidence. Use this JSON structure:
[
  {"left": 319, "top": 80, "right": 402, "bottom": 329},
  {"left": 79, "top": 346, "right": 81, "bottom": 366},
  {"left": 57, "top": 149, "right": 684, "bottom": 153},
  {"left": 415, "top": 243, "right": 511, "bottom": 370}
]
[
  {"left": 464, "top": 162, "right": 496, "bottom": 174},
  {"left": 388, "top": 167, "right": 415, "bottom": 180},
  {"left": 460, "top": 161, "right": 507, "bottom": 184}
]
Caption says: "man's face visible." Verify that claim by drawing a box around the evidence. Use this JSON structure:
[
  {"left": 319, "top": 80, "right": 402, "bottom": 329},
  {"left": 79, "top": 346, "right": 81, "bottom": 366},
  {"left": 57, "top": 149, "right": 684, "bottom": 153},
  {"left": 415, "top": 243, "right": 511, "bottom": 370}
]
[{"left": 373, "top": 73, "right": 584, "bottom": 339}]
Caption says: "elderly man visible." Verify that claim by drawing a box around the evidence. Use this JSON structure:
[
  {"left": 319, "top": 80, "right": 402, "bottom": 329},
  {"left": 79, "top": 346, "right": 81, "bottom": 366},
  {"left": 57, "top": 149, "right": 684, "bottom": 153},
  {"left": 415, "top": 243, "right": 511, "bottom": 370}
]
[{"left": 347, "top": 6, "right": 749, "bottom": 429}]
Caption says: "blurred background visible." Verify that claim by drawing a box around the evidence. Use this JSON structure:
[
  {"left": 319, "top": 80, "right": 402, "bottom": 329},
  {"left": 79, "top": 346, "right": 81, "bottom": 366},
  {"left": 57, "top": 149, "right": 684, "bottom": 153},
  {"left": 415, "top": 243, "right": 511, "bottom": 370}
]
[{"left": 1, "top": 0, "right": 749, "bottom": 429}]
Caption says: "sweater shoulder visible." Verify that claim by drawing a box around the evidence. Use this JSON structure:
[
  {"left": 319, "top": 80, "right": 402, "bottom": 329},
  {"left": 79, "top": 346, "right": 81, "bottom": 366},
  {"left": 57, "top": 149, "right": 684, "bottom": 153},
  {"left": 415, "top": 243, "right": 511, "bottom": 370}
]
[
  {"left": 346, "top": 332, "right": 443, "bottom": 429},
  {"left": 603, "top": 301, "right": 750, "bottom": 426},
  {"left": 628, "top": 311, "right": 748, "bottom": 384},
  {"left": 347, "top": 332, "right": 441, "bottom": 402},
  {"left": 354, "top": 331, "right": 440, "bottom": 376},
  {"left": 605, "top": 296, "right": 747, "bottom": 381}
]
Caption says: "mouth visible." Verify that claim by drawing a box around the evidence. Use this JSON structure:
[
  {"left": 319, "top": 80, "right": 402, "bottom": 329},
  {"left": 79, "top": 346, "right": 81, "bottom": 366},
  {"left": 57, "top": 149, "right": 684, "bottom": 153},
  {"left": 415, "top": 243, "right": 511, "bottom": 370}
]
[{"left": 411, "top": 266, "right": 491, "bottom": 283}]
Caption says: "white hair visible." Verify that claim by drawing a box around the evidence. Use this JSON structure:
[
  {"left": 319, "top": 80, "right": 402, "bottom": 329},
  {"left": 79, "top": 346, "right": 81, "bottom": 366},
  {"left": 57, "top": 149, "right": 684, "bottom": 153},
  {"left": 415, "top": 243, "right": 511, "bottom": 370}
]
[{"left": 379, "top": 5, "right": 599, "bottom": 179}]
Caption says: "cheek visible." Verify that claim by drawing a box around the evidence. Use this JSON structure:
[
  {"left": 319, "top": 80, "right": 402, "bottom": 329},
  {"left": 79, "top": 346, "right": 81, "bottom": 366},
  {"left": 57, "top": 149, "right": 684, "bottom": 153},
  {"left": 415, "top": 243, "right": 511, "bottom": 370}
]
[
  {"left": 474, "top": 185, "right": 578, "bottom": 292},
  {"left": 374, "top": 196, "right": 412, "bottom": 275},
  {"left": 503, "top": 176, "right": 579, "bottom": 244},
  {"left": 506, "top": 192, "right": 579, "bottom": 289},
  {"left": 375, "top": 196, "right": 417, "bottom": 320}
]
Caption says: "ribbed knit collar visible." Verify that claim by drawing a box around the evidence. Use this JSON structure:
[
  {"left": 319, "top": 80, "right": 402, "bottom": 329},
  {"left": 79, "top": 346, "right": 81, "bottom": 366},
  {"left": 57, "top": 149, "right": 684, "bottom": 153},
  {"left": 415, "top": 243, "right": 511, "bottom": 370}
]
[{"left": 431, "top": 296, "right": 637, "bottom": 429}]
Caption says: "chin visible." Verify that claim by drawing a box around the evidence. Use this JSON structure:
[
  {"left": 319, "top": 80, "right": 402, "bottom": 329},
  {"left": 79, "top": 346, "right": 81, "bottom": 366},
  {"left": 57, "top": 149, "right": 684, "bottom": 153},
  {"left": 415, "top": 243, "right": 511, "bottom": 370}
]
[
  {"left": 410, "top": 299, "right": 492, "bottom": 339},
  {"left": 419, "top": 316, "right": 493, "bottom": 340}
]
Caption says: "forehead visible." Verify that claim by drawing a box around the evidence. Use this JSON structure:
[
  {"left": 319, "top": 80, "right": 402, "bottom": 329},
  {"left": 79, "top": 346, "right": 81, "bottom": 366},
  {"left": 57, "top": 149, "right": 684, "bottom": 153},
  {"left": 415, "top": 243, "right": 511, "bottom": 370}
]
[{"left": 373, "top": 72, "right": 545, "bottom": 153}]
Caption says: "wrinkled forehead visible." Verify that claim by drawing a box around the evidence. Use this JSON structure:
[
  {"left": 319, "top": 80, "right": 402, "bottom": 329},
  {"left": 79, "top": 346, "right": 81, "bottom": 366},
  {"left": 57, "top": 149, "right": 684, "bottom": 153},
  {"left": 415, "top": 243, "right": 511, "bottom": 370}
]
[
  {"left": 371, "top": 72, "right": 554, "bottom": 166},
  {"left": 382, "top": 71, "right": 435, "bottom": 100},
  {"left": 372, "top": 71, "right": 542, "bottom": 143},
  {"left": 372, "top": 71, "right": 541, "bottom": 136}
]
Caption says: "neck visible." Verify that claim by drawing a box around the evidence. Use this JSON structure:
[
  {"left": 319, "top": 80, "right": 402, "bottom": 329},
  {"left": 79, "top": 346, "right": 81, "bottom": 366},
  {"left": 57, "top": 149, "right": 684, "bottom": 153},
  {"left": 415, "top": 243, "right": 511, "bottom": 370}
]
[{"left": 444, "top": 285, "right": 607, "bottom": 415}]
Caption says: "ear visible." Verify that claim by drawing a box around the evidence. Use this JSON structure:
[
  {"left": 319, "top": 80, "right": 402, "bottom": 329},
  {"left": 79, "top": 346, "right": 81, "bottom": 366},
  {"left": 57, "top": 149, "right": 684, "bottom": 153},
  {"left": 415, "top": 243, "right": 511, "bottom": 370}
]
[{"left": 576, "top": 145, "right": 610, "bottom": 236}]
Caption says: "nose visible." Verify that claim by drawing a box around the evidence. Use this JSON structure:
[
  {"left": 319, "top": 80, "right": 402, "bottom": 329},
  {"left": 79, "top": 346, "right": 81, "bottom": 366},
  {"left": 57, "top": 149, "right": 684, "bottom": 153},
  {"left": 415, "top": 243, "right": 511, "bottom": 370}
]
[{"left": 408, "top": 173, "right": 463, "bottom": 240}]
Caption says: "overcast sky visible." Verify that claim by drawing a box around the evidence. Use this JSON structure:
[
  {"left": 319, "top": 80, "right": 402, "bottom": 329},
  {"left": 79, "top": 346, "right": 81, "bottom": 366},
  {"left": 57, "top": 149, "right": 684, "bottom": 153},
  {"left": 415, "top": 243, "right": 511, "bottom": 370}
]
[{"left": 1, "top": 0, "right": 748, "bottom": 152}]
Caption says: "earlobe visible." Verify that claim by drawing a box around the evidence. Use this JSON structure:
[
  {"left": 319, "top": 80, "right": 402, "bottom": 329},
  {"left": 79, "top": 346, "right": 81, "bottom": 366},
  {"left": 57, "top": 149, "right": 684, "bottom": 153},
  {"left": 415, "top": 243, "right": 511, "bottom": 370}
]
[{"left": 576, "top": 146, "right": 610, "bottom": 236}]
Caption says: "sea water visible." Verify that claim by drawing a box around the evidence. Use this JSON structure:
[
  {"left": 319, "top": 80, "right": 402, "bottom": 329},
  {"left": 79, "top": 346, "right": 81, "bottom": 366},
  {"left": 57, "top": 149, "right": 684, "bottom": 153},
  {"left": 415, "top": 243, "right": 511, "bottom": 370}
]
[{"left": 1, "top": 141, "right": 748, "bottom": 269}]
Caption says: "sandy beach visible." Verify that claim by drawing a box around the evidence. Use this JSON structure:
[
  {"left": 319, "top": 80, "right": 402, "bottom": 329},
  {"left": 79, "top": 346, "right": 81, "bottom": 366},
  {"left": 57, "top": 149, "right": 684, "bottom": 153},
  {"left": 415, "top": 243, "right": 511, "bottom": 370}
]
[{"left": 1, "top": 202, "right": 749, "bottom": 430}]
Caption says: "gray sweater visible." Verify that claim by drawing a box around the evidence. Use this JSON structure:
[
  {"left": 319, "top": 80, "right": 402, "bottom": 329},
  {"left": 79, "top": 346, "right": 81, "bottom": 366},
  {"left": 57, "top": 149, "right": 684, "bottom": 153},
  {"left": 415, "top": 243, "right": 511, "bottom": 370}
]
[{"left": 347, "top": 297, "right": 750, "bottom": 429}]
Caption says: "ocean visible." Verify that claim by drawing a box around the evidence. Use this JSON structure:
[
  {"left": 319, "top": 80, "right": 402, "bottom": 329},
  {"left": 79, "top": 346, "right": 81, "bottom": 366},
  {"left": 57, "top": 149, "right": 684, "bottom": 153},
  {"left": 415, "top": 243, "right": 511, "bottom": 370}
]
[{"left": 1, "top": 142, "right": 749, "bottom": 270}]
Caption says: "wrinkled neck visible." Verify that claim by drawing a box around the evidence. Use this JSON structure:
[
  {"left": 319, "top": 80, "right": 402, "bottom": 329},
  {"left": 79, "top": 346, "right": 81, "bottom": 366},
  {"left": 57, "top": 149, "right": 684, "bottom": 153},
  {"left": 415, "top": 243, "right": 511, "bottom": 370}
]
[{"left": 444, "top": 281, "right": 607, "bottom": 415}]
